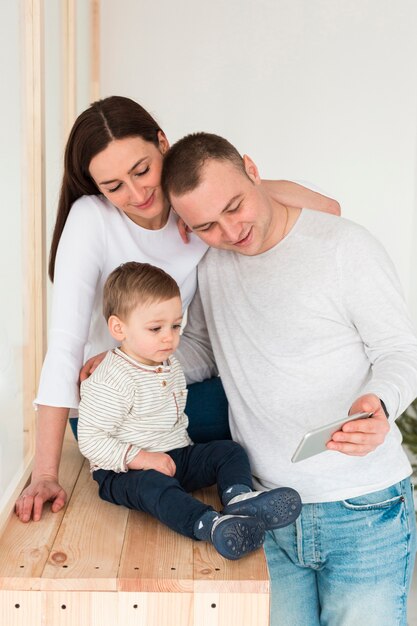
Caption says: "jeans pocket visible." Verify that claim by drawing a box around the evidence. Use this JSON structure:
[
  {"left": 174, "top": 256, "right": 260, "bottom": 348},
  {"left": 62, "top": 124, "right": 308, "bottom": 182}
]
[{"left": 342, "top": 482, "right": 405, "bottom": 511}]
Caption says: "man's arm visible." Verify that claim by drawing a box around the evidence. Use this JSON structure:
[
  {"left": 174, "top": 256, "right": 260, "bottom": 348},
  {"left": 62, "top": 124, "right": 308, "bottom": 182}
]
[
  {"left": 176, "top": 286, "right": 218, "bottom": 384},
  {"left": 327, "top": 224, "right": 417, "bottom": 455}
]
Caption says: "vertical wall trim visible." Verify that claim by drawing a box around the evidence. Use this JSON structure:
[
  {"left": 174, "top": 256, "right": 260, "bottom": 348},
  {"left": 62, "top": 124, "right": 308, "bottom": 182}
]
[
  {"left": 90, "top": 0, "right": 100, "bottom": 102},
  {"left": 62, "top": 0, "right": 77, "bottom": 138},
  {"left": 22, "top": 0, "right": 46, "bottom": 453}
]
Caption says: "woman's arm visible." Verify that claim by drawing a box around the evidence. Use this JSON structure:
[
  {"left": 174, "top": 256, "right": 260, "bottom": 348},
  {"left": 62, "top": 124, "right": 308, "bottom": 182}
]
[
  {"left": 15, "top": 406, "right": 68, "bottom": 522},
  {"left": 16, "top": 197, "right": 107, "bottom": 521},
  {"left": 262, "top": 180, "right": 341, "bottom": 215},
  {"left": 36, "top": 197, "right": 107, "bottom": 408}
]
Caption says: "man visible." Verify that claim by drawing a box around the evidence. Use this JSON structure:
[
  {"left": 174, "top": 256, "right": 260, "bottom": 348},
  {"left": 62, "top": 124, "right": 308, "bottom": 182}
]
[{"left": 161, "top": 132, "right": 417, "bottom": 626}]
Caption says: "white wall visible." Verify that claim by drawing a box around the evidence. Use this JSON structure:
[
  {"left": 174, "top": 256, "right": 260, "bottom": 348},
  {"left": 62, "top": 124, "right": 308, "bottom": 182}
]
[
  {"left": 0, "top": 1, "right": 24, "bottom": 508},
  {"left": 100, "top": 0, "right": 417, "bottom": 323}
]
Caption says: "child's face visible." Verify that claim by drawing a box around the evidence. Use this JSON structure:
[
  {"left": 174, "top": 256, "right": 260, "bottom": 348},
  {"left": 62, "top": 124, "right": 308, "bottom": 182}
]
[{"left": 118, "top": 296, "right": 183, "bottom": 365}]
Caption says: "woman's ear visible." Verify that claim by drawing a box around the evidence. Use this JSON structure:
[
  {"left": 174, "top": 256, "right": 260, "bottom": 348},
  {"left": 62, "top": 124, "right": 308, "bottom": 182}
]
[
  {"left": 108, "top": 315, "right": 125, "bottom": 341},
  {"left": 243, "top": 154, "right": 261, "bottom": 185},
  {"left": 157, "top": 130, "right": 170, "bottom": 155}
]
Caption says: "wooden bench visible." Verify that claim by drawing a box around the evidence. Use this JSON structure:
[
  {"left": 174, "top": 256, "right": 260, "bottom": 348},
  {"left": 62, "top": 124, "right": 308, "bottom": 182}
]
[{"left": 0, "top": 433, "right": 270, "bottom": 625}]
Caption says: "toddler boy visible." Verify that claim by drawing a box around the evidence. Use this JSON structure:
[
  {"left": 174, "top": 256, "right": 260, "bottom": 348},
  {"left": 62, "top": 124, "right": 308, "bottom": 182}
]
[{"left": 78, "top": 261, "right": 301, "bottom": 560}]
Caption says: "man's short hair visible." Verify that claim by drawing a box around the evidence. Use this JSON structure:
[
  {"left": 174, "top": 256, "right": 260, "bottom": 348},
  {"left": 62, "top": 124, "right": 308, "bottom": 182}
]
[
  {"left": 161, "top": 132, "right": 247, "bottom": 200},
  {"left": 103, "top": 261, "right": 180, "bottom": 321}
]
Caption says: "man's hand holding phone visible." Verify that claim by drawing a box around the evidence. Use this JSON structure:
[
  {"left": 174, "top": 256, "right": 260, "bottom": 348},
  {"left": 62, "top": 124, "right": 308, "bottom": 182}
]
[{"left": 326, "top": 393, "right": 390, "bottom": 456}]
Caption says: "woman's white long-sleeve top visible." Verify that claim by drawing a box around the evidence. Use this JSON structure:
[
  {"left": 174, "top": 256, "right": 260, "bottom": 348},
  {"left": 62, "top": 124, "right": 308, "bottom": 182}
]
[{"left": 35, "top": 194, "right": 207, "bottom": 409}]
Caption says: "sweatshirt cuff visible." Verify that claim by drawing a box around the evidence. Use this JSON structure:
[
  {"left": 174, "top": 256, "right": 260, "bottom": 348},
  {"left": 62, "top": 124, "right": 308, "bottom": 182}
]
[
  {"left": 360, "top": 383, "right": 399, "bottom": 421},
  {"left": 379, "top": 398, "right": 389, "bottom": 419},
  {"left": 123, "top": 444, "right": 141, "bottom": 471}
]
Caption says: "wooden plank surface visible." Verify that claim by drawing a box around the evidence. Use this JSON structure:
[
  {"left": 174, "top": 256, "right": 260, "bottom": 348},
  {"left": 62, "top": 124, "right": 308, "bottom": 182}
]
[
  {"left": 0, "top": 590, "right": 197, "bottom": 626},
  {"left": 194, "top": 591, "right": 270, "bottom": 626},
  {"left": 0, "top": 438, "right": 83, "bottom": 590},
  {"left": 193, "top": 487, "right": 269, "bottom": 594},
  {"left": 0, "top": 590, "right": 42, "bottom": 626},
  {"left": 119, "top": 591, "right": 193, "bottom": 626},
  {"left": 118, "top": 509, "right": 193, "bottom": 592},
  {"left": 0, "top": 448, "right": 270, "bottom": 625},
  {"left": 41, "top": 460, "right": 128, "bottom": 591},
  {"left": 42, "top": 591, "right": 119, "bottom": 626}
]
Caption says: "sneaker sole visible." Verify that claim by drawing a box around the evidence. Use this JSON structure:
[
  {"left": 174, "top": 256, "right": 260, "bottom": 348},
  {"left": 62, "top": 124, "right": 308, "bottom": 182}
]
[
  {"left": 212, "top": 517, "right": 265, "bottom": 561},
  {"left": 222, "top": 487, "right": 302, "bottom": 530}
]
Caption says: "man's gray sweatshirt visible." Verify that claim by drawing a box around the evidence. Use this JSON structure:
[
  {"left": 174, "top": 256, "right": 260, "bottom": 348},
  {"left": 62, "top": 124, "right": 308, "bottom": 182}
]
[{"left": 177, "top": 209, "right": 417, "bottom": 502}]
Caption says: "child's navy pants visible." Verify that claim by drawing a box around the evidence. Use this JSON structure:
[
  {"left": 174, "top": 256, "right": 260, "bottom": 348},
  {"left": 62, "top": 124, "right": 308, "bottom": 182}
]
[{"left": 92, "top": 440, "right": 252, "bottom": 539}]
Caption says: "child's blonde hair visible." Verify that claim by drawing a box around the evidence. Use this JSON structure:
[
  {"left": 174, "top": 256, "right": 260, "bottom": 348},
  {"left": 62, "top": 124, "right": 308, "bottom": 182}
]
[{"left": 103, "top": 262, "right": 180, "bottom": 321}]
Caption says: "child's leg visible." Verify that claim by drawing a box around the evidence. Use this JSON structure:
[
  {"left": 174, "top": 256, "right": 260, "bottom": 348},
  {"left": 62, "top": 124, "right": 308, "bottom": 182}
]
[
  {"left": 93, "top": 466, "right": 266, "bottom": 561},
  {"left": 170, "top": 440, "right": 253, "bottom": 499},
  {"left": 171, "top": 442, "right": 302, "bottom": 530},
  {"left": 93, "top": 467, "right": 213, "bottom": 539}
]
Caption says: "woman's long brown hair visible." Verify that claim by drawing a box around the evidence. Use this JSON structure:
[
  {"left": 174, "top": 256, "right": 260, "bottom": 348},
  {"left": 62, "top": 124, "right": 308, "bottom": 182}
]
[{"left": 48, "top": 96, "right": 162, "bottom": 281}]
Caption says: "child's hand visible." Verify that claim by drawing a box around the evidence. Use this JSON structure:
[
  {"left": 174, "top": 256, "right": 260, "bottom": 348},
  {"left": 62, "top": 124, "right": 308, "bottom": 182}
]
[{"left": 128, "top": 450, "right": 176, "bottom": 476}]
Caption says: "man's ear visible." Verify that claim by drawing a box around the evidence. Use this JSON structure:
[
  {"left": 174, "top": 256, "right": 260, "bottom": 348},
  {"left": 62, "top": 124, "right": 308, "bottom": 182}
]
[
  {"left": 108, "top": 315, "right": 126, "bottom": 341},
  {"left": 157, "top": 130, "right": 170, "bottom": 155},
  {"left": 243, "top": 154, "right": 261, "bottom": 185}
]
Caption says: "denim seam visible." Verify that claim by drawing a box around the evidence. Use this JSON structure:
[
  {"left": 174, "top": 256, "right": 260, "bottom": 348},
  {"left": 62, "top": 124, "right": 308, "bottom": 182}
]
[
  {"left": 341, "top": 495, "right": 403, "bottom": 511},
  {"left": 397, "top": 479, "right": 415, "bottom": 625},
  {"left": 296, "top": 516, "right": 305, "bottom": 566},
  {"left": 314, "top": 504, "right": 322, "bottom": 566}
]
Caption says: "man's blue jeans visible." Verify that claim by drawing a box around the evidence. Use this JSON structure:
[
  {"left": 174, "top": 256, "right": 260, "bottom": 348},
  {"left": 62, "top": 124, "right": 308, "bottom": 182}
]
[{"left": 264, "top": 478, "right": 416, "bottom": 626}]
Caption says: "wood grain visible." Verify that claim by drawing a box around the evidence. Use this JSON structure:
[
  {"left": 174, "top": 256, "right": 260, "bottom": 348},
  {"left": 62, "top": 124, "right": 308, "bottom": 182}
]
[
  {"left": 118, "top": 510, "right": 193, "bottom": 592},
  {"left": 0, "top": 438, "right": 83, "bottom": 590},
  {"left": 41, "top": 461, "right": 128, "bottom": 590},
  {"left": 0, "top": 451, "right": 269, "bottom": 624}
]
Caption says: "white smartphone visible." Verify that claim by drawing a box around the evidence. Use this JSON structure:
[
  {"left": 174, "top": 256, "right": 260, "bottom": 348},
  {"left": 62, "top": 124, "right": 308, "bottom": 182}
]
[{"left": 291, "top": 412, "right": 373, "bottom": 463}]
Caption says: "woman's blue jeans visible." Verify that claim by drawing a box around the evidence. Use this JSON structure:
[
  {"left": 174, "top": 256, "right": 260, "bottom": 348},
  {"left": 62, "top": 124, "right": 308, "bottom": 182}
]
[
  {"left": 264, "top": 478, "right": 416, "bottom": 626},
  {"left": 70, "top": 376, "right": 231, "bottom": 442}
]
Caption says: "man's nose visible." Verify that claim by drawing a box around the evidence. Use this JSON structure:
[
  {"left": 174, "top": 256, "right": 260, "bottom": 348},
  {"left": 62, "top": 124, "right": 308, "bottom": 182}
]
[{"left": 220, "top": 219, "right": 240, "bottom": 242}]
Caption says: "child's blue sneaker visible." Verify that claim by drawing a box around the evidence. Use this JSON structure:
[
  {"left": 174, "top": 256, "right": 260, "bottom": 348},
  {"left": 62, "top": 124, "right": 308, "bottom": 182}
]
[
  {"left": 211, "top": 515, "right": 265, "bottom": 561},
  {"left": 222, "top": 487, "right": 301, "bottom": 530}
]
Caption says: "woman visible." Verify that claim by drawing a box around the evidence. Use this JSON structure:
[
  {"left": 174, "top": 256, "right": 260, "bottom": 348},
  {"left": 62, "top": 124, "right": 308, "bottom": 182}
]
[{"left": 15, "top": 96, "right": 340, "bottom": 522}]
